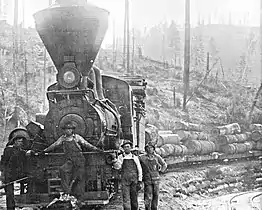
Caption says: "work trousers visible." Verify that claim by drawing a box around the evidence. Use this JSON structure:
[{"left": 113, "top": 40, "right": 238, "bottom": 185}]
[
  {"left": 122, "top": 181, "right": 138, "bottom": 210},
  {"left": 5, "top": 183, "right": 15, "bottom": 210},
  {"left": 59, "top": 160, "right": 85, "bottom": 200},
  {"left": 144, "top": 181, "right": 160, "bottom": 210}
]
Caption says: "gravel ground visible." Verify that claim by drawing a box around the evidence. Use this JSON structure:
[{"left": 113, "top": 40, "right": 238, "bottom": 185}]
[
  {"left": 0, "top": 161, "right": 260, "bottom": 210},
  {"left": 156, "top": 161, "right": 261, "bottom": 210}
]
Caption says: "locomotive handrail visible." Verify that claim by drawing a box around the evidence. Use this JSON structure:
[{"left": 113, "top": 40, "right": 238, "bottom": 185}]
[
  {"left": 34, "top": 150, "right": 118, "bottom": 156},
  {"left": 47, "top": 88, "right": 97, "bottom": 101},
  {"left": 47, "top": 89, "right": 94, "bottom": 96}
]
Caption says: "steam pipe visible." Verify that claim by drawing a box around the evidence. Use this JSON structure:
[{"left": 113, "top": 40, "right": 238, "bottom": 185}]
[
  {"left": 87, "top": 68, "right": 98, "bottom": 99},
  {"left": 93, "top": 65, "right": 105, "bottom": 100}
]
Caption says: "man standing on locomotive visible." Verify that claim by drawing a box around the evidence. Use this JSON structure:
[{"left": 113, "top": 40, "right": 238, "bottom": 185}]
[
  {"left": 1, "top": 135, "right": 27, "bottom": 210},
  {"left": 43, "top": 121, "right": 101, "bottom": 201},
  {"left": 112, "top": 140, "right": 143, "bottom": 210},
  {"left": 139, "top": 142, "right": 167, "bottom": 210}
]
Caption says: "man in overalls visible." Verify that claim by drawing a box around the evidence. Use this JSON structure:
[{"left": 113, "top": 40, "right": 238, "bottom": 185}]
[
  {"left": 1, "top": 135, "right": 27, "bottom": 210},
  {"left": 43, "top": 121, "right": 101, "bottom": 200},
  {"left": 139, "top": 142, "right": 167, "bottom": 210},
  {"left": 113, "top": 140, "right": 143, "bottom": 210}
]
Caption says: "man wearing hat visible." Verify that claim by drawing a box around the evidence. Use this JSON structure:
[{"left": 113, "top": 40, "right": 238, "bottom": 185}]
[
  {"left": 1, "top": 135, "right": 27, "bottom": 210},
  {"left": 43, "top": 121, "right": 101, "bottom": 201},
  {"left": 139, "top": 142, "right": 167, "bottom": 210},
  {"left": 112, "top": 139, "right": 143, "bottom": 210}
]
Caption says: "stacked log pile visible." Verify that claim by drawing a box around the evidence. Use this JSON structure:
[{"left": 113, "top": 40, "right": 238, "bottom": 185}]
[
  {"left": 153, "top": 121, "right": 218, "bottom": 157},
  {"left": 210, "top": 123, "right": 256, "bottom": 154},
  {"left": 146, "top": 121, "right": 262, "bottom": 158}
]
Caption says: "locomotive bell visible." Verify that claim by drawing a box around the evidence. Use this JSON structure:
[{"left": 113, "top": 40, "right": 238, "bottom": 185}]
[{"left": 33, "top": 2, "right": 109, "bottom": 77}]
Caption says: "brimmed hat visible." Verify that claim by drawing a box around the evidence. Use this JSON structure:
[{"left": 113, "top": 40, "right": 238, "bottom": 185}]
[
  {"left": 145, "top": 141, "right": 156, "bottom": 150},
  {"left": 8, "top": 134, "right": 27, "bottom": 146},
  {"left": 11, "top": 134, "right": 26, "bottom": 141},
  {"left": 121, "top": 140, "right": 133, "bottom": 148},
  {"left": 62, "top": 122, "right": 76, "bottom": 129}
]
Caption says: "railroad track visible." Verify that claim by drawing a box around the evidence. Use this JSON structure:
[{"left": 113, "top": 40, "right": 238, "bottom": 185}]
[
  {"left": 251, "top": 192, "right": 262, "bottom": 210},
  {"left": 166, "top": 151, "right": 262, "bottom": 172},
  {"left": 229, "top": 191, "right": 262, "bottom": 210}
]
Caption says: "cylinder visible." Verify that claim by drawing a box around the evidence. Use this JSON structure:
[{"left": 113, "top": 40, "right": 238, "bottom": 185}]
[
  {"left": 217, "top": 135, "right": 238, "bottom": 145},
  {"left": 220, "top": 142, "right": 253, "bottom": 154},
  {"left": 145, "top": 124, "right": 159, "bottom": 145},
  {"left": 156, "top": 137, "right": 164, "bottom": 147},
  {"left": 235, "top": 133, "right": 251, "bottom": 143},
  {"left": 249, "top": 124, "right": 262, "bottom": 131},
  {"left": 160, "top": 144, "right": 175, "bottom": 157},
  {"left": 200, "top": 141, "right": 216, "bottom": 154},
  {"left": 219, "top": 144, "right": 236, "bottom": 154},
  {"left": 184, "top": 140, "right": 201, "bottom": 154},
  {"left": 251, "top": 130, "right": 262, "bottom": 141},
  {"left": 172, "top": 145, "right": 188, "bottom": 156},
  {"left": 158, "top": 134, "right": 181, "bottom": 145},
  {"left": 177, "top": 130, "right": 199, "bottom": 141},
  {"left": 256, "top": 141, "right": 262, "bottom": 150},
  {"left": 184, "top": 140, "right": 216, "bottom": 155},
  {"left": 198, "top": 132, "right": 210, "bottom": 141},
  {"left": 158, "top": 130, "right": 173, "bottom": 135},
  {"left": 233, "top": 143, "right": 249, "bottom": 153},
  {"left": 173, "top": 121, "right": 202, "bottom": 132},
  {"left": 211, "top": 123, "right": 241, "bottom": 136},
  {"left": 244, "top": 142, "right": 254, "bottom": 151}
]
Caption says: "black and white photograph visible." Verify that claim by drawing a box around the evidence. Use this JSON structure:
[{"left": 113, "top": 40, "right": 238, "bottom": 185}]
[{"left": 0, "top": 0, "right": 261, "bottom": 209}]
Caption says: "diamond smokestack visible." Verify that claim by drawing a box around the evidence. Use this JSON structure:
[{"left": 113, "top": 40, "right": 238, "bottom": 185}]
[{"left": 34, "top": 3, "right": 109, "bottom": 76}]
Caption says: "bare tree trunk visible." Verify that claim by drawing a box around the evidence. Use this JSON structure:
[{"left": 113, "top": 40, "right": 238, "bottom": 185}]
[
  {"left": 24, "top": 51, "right": 28, "bottom": 105},
  {"left": 21, "top": 0, "right": 28, "bottom": 107},
  {"left": 112, "top": 19, "right": 116, "bottom": 70},
  {"left": 162, "top": 33, "right": 165, "bottom": 69},
  {"left": 132, "top": 28, "right": 135, "bottom": 73},
  {"left": 241, "top": 34, "right": 256, "bottom": 83},
  {"left": 0, "top": 53, "right": 7, "bottom": 140},
  {"left": 123, "top": 0, "right": 127, "bottom": 70},
  {"left": 12, "top": 0, "right": 18, "bottom": 123},
  {"left": 126, "top": 0, "right": 130, "bottom": 74},
  {"left": 219, "top": 57, "right": 225, "bottom": 78},
  {"left": 248, "top": 0, "right": 262, "bottom": 122},
  {"left": 183, "top": 0, "right": 190, "bottom": 111}
]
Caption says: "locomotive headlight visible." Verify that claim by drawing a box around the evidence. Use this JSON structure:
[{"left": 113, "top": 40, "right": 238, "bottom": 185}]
[
  {"left": 64, "top": 71, "right": 75, "bottom": 84},
  {"left": 58, "top": 64, "right": 81, "bottom": 89}
]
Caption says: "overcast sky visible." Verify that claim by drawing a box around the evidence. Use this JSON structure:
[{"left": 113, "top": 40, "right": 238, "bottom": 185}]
[{"left": 2, "top": 0, "right": 260, "bottom": 44}]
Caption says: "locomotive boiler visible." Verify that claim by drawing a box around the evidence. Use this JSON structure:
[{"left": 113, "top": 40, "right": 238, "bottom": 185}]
[{"left": 7, "top": 1, "right": 147, "bottom": 208}]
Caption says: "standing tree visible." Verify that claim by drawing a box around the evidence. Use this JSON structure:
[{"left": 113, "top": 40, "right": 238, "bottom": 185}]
[
  {"left": 191, "top": 29, "right": 205, "bottom": 73},
  {"left": 167, "top": 20, "right": 181, "bottom": 66},
  {"left": 237, "top": 31, "right": 257, "bottom": 84}
]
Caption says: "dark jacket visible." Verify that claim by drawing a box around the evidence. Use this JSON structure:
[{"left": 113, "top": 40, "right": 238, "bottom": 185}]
[{"left": 1, "top": 145, "right": 27, "bottom": 182}]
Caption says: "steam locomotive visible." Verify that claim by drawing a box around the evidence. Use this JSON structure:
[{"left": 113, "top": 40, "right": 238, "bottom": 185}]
[{"left": 7, "top": 1, "right": 146, "bottom": 208}]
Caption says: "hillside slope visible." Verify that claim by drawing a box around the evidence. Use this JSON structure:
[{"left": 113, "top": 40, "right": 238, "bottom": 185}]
[{"left": 98, "top": 49, "right": 260, "bottom": 131}]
